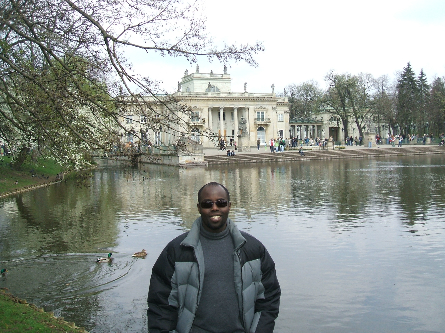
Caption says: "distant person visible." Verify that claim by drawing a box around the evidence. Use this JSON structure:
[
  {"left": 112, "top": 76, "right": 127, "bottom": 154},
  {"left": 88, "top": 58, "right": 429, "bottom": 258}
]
[{"left": 147, "top": 182, "right": 281, "bottom": 333}]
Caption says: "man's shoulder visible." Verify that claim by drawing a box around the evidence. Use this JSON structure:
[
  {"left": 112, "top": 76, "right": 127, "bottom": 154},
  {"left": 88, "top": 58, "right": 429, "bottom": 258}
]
[
  {"left": 239, "top": 230, "right": 265, "bottom": 248},
  {"left": 165, "top": 231, "right": 190, "bottom": 248}
]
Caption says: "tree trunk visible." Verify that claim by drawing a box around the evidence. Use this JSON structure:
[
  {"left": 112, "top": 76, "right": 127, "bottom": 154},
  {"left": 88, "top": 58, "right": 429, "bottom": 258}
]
[{"left": 12, "top": 147, "right": 30, "bottom": 170}]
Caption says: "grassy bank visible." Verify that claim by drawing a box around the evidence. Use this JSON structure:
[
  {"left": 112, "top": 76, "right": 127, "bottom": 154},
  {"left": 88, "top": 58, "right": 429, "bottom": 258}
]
[
  {"left": 0, "top": 290, "right": 88, "bottom": 332},
  {"left": 0, "top": 156, "right": 64, "bottom": 196}
]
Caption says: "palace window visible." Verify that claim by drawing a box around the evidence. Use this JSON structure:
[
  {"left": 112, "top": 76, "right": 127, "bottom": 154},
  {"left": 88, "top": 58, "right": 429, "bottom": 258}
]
[
  {"left": 155, "top": 131, "right": 161, "bottom": 145},
  {"left": 278, "top": 113, "right": 284, "bottom": 122},
  {"left": 191, "top": 111, "right": 200, "bottom": 122},
  {"left": 126, "top": 132, "right": 134, "bottom": 142},
  {"left": 125, "top": 115, "right": 133, "bottom": 124},
  {"left": 191, "top": 128, "right": 201, "bottom": 143},
  {"left": 256, "top": 111, "right": 265, "bottom": 121},
  {"left": 140, "top": 115, "right": 147, "bottom": 124}
]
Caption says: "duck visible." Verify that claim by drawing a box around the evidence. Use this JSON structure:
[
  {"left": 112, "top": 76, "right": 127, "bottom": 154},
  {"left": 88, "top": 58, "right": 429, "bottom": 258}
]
[
  {"left": 96, "top": 253, "right": 113, "bottom": 263},
  {"left": 132, "top": 249, "right": 147, "bottom": 258},
  {"left": 1, "top": 269, "right": 7, "bottom": 277}
]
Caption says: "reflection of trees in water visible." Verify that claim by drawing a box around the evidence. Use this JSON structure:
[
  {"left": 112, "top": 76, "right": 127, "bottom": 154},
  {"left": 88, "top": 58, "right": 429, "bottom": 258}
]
[
  {"left": 177, "top": 157, "right": 445, "bottom": 229},
  {"left": 393, "top": 157, "right": 445, "bottom": 227},
  {"left": 285, "top": 156, "right": 445, "bottom": 231},
  {"left": 8, "top": 174, "right": 122, "bottom": 255}
]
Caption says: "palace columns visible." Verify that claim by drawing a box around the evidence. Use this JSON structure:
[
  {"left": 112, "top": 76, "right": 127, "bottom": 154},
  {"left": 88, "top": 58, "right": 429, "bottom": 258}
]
[
  {"left": 219, "top": 107, "right": 224, "bottom": 139},
  {"left": 208, "top": 107, "right": 212, "bottom": 133},
  {"left": 234, "top": 107, "right": 238, "bottom": 136}
]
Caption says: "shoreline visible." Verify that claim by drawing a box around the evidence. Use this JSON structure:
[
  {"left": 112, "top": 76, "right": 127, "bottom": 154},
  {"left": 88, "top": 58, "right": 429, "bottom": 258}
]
[
  {"left": 0, "top": 179, "right": 64, "bottom": 199},
  {"left": 0, "top": 289, "right": 88, "bottom": 332}
]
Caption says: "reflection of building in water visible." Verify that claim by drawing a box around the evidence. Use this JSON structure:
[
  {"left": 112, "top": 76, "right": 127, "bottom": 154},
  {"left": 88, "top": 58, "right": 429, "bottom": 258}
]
[
  {"left": 91, "top": 159, "right": 384, "bottom": 230},
  {"left": 176, "top": 164, "right": 293, "bottom": 220}
]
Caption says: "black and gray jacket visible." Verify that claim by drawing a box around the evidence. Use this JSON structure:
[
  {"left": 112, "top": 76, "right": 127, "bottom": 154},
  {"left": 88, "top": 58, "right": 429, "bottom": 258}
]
[{"left": 147, "top": 217, "right": 281, "bottom": 333}]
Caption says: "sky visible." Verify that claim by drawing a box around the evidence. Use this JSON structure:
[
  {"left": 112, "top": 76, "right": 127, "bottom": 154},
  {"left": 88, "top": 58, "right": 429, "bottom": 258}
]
[{"left": 130, "top": 0, "right": 445, "bottom": 94}]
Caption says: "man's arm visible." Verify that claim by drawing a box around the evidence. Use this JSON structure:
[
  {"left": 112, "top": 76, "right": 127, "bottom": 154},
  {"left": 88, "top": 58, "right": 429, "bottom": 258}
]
[
  {"left": 255, "top": 247, "right": 281, "bottom": 333},
  {"left": 147, "top": 247, "right": 178, "bottom": 333}
]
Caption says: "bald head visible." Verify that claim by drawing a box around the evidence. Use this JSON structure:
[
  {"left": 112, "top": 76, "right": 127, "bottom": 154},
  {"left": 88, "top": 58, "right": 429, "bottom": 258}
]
[{"left": 198, "top": 182, "right": 230, "bottom": 203}]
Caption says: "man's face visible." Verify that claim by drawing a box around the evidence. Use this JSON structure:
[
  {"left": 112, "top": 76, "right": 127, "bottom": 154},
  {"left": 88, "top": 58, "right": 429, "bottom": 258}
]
[{"left": 197, "top": 185, "right": 231, "bottom": 233}]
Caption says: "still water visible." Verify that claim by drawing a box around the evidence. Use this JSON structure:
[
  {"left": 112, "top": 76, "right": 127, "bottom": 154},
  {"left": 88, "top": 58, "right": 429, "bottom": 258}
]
[{"left": 1, "top": 155, "right": 445, "bottom": 333}]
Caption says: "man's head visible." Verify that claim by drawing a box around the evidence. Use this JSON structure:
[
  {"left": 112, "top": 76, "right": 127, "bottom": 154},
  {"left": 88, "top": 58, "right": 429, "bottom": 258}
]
[{"left": 197, "top": 182, "right": 231, "bottom": 233}]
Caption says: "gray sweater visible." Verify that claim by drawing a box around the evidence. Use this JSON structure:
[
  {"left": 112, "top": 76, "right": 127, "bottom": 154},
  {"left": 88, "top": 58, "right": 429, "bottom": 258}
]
[{"left": 191, "top": 226, "right": 245, "bottom": 333}]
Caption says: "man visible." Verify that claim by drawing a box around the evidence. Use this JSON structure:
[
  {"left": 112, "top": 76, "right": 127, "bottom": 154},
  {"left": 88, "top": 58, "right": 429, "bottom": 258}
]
[{"left": 147, "top": 182, "right": 281, "bottom": 333}]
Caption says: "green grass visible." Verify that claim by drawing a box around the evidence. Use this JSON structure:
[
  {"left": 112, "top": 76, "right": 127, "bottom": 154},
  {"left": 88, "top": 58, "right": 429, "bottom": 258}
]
[
  {"left": 0, "top": 290, "right": 87, "bottom": 332},
  {"left": 0, "top": 156, "right": 64, "bottom": 195}
]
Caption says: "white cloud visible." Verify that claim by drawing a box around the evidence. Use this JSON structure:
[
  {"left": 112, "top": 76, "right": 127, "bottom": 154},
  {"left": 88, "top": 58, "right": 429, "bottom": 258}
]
[{"left": 129, "top": 0, "right": 445, "bottom": 94}]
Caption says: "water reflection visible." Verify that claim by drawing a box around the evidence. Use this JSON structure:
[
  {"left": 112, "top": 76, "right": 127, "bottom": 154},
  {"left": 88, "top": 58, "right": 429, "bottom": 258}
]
[{"left": 1, "top": 155, "right": 445, "bottom": 332}]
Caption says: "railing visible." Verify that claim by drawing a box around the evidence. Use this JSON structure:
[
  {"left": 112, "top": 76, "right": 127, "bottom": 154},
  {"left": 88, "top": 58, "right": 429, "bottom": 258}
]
[
  {"left": 188, "top": 118, "right": 205, "bottom": 125},
  {"left": 254, "top": 117, "right": 271, "bottom": 124}
]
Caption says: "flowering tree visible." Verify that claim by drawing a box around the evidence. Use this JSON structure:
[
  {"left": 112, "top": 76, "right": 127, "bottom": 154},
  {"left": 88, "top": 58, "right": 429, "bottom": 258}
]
[{"left": 0, "top": 0, "right": 263, "bottom": 169}]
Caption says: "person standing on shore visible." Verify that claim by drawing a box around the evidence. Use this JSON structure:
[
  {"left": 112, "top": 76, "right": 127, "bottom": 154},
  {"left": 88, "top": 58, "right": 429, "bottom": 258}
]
[
  {"left": 269, "top": 138, "right": 275, "bottom": 153},
  {"left": 147, "top": 182, "right": 281, "bottom": 333}
]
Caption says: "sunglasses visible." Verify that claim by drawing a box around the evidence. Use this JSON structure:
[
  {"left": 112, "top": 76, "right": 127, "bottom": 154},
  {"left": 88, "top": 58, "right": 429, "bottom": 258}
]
[{"left": 199, "top": 199, "right": 229, "bottom": 209}]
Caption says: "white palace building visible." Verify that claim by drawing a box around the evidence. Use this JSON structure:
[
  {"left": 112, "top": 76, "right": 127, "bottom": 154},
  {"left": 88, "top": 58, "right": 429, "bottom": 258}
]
[
  {"left": 119, "top": 66, "right": 366, "bottom": 151},
  {"left": 119, "top": 66, "right": 291, "bottom": 149},
  {"left": 177, "top": 65, "right": 290, "bottom": 148}
]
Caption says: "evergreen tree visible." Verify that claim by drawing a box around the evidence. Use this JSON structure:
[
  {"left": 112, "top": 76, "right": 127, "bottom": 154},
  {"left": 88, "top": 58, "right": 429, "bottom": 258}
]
[
  {"left": 417, "top": 69, "right": 430, "bottom": 135},
  {"left": 396, "top": 62, "right": 418, "bottom": 135},
  {"left": 429, "top": 77, "right": 445, "bottom": 137}
]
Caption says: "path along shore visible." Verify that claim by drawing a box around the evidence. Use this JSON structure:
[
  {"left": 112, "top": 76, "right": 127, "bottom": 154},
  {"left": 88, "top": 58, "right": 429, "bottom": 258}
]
[{"left": 202, "top": 144, "right": 445, "bottom": 165}]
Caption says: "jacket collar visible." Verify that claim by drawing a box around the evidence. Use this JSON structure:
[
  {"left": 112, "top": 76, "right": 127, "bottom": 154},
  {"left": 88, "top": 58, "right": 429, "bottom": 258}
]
[{"left": 181, "top": 217, "right": 246, "bottom": 250}]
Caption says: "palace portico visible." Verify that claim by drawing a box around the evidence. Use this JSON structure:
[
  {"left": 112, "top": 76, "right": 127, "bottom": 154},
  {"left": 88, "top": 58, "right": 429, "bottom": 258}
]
[{"left": 177, "top": 66, "right": 289, "bottom": 148}]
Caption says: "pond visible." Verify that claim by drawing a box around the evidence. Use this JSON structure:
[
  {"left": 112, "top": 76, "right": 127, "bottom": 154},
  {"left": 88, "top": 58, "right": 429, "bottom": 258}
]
[{"left": 1, "top": 155, "right": 445, "bottom": 332}]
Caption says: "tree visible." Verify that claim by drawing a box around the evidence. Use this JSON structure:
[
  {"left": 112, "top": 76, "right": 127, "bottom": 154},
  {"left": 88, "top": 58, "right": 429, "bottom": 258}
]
[
  {"left": 0, "top": 0, "right": 263, "bottom": 169},
  {"left": 347, "top": 73, "right": 375, "bottom": 139},
  {"left": 373, "top": 75, "right": 396, "bottom": 137},
  {"left": 286, "top": 81, "right": 322, "bottom": 120},
  {"left": 322, "top": 72, "right": 353, "bottom": 141},
  {"left": 396, "top": 62, "right": 418, "bottom": 135},
  {"left": 322, "top": 72, "right": 379, "bottom": 141},
  {"left": 417, "top": 69, "right": 430, "bottom": 135},
  {"left": 428, "top": 77, "right": 445, "bottom": 136},
  {"left": 322, "top": 72, "right": 372, "bottom": 141}
]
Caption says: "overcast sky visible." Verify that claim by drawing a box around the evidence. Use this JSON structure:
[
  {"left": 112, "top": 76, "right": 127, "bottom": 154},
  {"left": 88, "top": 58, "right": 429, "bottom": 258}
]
[{"left": 131, "top": 0, "right": 445, "bottom": 94}]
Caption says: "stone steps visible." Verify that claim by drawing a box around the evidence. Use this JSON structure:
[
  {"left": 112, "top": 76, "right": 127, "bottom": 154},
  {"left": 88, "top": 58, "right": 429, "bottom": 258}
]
[{"left": 204, "top": 146, "right": 445, "bottom": 165}]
